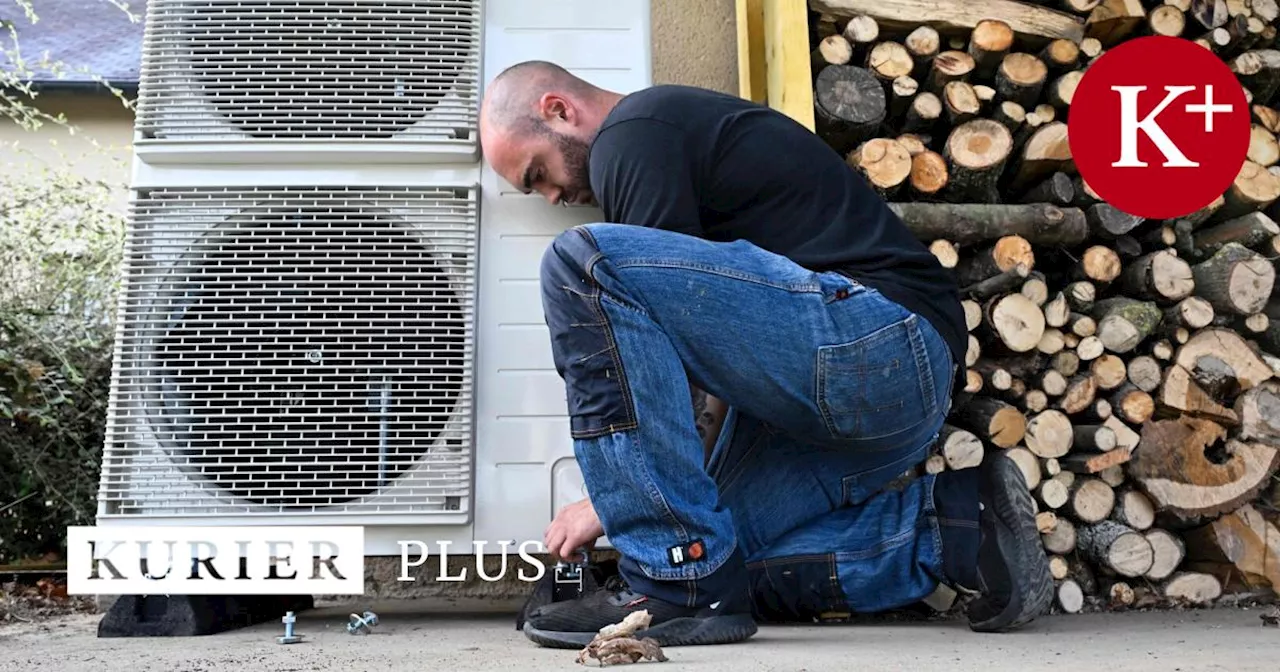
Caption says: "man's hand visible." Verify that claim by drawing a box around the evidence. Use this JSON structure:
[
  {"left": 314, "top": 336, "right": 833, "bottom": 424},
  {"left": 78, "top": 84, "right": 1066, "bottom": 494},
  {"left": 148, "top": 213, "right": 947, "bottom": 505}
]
[{"left": 545, "top": 497, "right": 604, "bottom": 562}]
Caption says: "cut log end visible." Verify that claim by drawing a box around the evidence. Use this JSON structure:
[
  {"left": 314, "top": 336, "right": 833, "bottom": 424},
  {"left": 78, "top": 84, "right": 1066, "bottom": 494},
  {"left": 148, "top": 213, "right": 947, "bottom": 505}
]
[
  {"left": 1057, "top": 579, "right": 1085, "bottom": 614},
  {"left": 989, "top": 293, "right": 1048, "bottom": 353},
  {"left": 854, "top": 138, "right": 914, "bottom": 192},
  {"left": 1079, "top": 520, "right": 1154, "bottom": 578},
  {"left": 1144, "top": 528, "right": 1185, "bottom": 581},
  {"left": 1081, "top": 245, "right": 1122, "bottom": 283},
  {"left": 1128, "top": 416, "right": 1280, "bottom": 522},
  {"left": 945, "top": 119, "right": 1014, "bottom": 202},
  {"left": 1162, "top": 572, "right": 1223, "bottom": 605},
  {"left": 870, "top": 41, "right": 916, "bottom": 82}
]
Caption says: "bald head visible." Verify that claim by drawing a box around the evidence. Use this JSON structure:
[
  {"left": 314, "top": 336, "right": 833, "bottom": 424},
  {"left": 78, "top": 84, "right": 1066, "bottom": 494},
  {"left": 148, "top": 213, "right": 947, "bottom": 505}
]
[{"left": 480, "top": 60, "right": 623, "bottom": 206}]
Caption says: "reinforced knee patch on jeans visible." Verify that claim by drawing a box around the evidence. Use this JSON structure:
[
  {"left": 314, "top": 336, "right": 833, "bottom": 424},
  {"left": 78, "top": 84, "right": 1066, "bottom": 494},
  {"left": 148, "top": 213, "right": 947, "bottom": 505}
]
[{"left": 539, "top": 227, "right": 638, "bottom": 439}]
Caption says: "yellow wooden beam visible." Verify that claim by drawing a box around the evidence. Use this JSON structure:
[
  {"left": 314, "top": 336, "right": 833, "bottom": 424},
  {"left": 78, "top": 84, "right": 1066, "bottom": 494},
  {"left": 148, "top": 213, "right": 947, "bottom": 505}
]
[
  {"left": 763, "top": 0, "right": 815, "bottom": 132},
  {"left": 735, "top": 0, "right": 767, "bottom": 104}
]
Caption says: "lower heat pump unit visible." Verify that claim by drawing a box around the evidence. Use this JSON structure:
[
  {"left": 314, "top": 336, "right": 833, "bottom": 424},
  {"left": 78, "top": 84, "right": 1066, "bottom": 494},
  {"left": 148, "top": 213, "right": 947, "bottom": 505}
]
[{"left": 98, "top": 185, "right": 479, "bottom": 522}]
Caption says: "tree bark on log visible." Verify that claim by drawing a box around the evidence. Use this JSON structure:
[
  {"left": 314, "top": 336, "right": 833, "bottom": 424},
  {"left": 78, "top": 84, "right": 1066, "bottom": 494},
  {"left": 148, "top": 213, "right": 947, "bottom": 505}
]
[
  {"left": 995, "top": 52, "right": 1049, "bottom": 109},
  {"left": 808, "top": 0, "right": 1088, "bottom": 43},
  {"left": 1230, "top": 51, "right": 1280, "bottom": 111},
  {"left": 1086, "top": 203, "right": 1145, "bottom": 240},
  {"left": 953, "top": 396, "right": 1028, "bottom": 448},
  {"left": 1078, "top": 520, "right": 1155, "bottom": 578},
  {"left": 1190, "top": 242, "right": 1277, "bottom": 315},
  {"left": 905, "top": 25, "right": 941, "bottom": 81},
  {"left": 904, "top": 91, "right": 943, "bottom": 133},
  {"left": 1163, "top": 296, "right": 1216, "bottom": 332},
  {"left": 1073, "top": 423, "right": 1117, "bottom": 452},
  {"left": 943, "top": 119, "right": 1014, "bottom": 203},
  {"left": 888, "top": 202, "right": 1090, "bottom": 245},
  {"left": 956, "top": 235, "right": 1036, "bottom": 287},
  {"left": 968, "top": 19, "right": 1015, "bottom": 79},
  {"left": 1019, "top": 171, "right": 1075, "bottom": 205},
  {"left": 1116, "top": 249, "right": 1195, "bottom": 303},
  {"left": 1091, "top": 297, "right": 1163, "bottom": 354},
  {"left": 1110, "top": 382, "right": 1156, "bottom": 424}
]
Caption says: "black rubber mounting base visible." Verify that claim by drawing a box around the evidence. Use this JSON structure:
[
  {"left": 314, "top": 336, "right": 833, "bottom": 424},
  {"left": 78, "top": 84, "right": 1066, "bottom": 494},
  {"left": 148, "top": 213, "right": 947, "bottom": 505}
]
[{"left": 97, "top": 594, "right": 314, "bottom": 637}]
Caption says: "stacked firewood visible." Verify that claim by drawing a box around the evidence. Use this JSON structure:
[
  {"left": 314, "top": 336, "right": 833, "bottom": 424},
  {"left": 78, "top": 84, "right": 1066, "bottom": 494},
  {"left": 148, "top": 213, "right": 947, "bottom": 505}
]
[{"left": 806, "top": 0, "right": 1280, "bottom": 614}]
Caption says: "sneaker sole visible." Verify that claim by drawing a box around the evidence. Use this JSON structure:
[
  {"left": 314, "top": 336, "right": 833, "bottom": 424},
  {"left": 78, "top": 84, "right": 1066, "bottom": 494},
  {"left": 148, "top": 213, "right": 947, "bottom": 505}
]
[
  {"left": 969, "top": 455, "right": 1053, "bottom": 633},
  {"left": 523, "top": 613, "right": 758, "bottom": 649}
]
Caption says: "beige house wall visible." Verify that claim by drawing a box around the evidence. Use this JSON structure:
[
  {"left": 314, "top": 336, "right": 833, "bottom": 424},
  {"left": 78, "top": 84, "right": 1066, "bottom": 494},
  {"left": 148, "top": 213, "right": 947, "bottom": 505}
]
[
  {"left": 0, "top": 0, "right": 740, "bottom": 200},
  {"left": 651, "top": 0, "right": 738, "bottom": 94}
]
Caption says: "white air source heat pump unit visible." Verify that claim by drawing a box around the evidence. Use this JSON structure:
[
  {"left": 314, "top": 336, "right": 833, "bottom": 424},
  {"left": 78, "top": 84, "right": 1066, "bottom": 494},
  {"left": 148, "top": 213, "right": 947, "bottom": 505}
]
[{"left": 96, "top": 0, "right": 653, "bottom": 555}]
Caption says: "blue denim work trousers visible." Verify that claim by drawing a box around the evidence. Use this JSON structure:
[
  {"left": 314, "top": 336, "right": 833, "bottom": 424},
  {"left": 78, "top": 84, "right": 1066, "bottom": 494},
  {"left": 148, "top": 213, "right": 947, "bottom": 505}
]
[{"left": 539, "top": 222, "right": 961, "bottom": 619}]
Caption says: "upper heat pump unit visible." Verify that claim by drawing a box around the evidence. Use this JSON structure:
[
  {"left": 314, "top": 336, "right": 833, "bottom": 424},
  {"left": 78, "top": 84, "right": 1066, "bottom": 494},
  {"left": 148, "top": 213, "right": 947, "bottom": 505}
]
[{"left": 131, "top": 0, "right": 481, "bottom": 162}]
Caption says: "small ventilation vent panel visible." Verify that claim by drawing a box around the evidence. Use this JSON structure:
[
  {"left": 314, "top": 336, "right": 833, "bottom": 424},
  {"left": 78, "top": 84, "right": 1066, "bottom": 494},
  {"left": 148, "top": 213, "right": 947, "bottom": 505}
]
[{"left": 135, "top": 0, "right": 480, "bottom": 143}]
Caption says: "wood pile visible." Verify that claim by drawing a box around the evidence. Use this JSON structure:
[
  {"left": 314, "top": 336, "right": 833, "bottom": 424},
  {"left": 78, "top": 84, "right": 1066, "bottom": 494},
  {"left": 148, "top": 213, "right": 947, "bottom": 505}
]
[{"left": 806, "top": 0, "right": 1280, "bottom": 614}]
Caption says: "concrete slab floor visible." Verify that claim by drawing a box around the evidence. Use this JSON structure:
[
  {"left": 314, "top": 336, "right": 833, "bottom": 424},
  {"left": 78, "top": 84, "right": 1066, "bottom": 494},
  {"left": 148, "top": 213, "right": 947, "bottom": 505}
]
[{"left": 1, "top": 602, "right": 1278, "bottom": 672}]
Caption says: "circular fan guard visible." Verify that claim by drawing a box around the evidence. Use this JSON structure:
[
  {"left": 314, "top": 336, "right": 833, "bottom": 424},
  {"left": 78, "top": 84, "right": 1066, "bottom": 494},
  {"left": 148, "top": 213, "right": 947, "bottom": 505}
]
[
  {"left": 151, "top": 208, "right": 470, "bottom": 508},
  {"left": 180, "top": 1, "right": 475, "bottom": 139}
]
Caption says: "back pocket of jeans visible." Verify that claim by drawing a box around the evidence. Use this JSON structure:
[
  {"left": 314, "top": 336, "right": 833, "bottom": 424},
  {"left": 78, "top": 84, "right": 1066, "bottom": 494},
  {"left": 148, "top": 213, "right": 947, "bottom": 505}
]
[{"left": 816, "top": 314, "right": 935, "bottom": 443}]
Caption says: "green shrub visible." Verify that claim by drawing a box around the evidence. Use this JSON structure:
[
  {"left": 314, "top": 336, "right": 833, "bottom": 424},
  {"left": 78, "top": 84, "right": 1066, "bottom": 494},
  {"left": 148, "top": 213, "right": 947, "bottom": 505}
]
[
  {"left": 0, "top": 160, "right": 125, "bottom": 565},
  {"left": 0, "top": 0, "right": 135, "bottom": 566}
]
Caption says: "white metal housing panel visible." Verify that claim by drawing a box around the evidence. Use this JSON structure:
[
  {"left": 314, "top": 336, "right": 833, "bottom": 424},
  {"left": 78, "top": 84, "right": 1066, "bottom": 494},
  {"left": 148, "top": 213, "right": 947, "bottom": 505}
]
[{"left": 473, "top": 0, "right": 652, "bottom": 546}]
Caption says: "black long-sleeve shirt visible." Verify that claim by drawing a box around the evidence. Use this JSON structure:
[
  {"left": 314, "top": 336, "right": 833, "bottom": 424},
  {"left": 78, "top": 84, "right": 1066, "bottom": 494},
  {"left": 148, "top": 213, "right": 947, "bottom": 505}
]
[{"left": 586, "top": 84, "right": 967, "bottom": 383}]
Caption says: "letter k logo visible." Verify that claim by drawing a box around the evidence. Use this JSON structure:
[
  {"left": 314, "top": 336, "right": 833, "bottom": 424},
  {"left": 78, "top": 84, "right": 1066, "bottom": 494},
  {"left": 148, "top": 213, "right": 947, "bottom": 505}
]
[{"left": 1110, "top": 85, "right": 1199, "bottom": 168}]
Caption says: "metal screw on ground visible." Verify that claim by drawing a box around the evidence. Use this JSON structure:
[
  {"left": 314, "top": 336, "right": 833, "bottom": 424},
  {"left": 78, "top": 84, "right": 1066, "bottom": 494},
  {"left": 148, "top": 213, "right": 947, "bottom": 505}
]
[
  {"left": 277, "top": 611, "right": 303, "bottom": 644},
  {"left": 346, "top": 611, "right": 379, "bottom": 635}
]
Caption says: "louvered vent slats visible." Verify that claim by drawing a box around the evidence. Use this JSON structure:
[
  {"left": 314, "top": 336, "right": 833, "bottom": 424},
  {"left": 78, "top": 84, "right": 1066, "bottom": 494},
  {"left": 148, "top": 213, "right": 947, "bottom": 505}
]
[
  {"left": 99, "top": 186, "right": 478, "bottom": 516},
  {"left": 136, "top": 0, "right": 480, "bottom": 142}
]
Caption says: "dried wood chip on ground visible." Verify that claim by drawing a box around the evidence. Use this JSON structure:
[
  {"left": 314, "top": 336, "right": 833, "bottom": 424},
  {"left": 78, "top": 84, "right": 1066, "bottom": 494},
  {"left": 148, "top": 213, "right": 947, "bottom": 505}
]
[{"left": 575, "top": 610, "right": 669, "bottom": 666}]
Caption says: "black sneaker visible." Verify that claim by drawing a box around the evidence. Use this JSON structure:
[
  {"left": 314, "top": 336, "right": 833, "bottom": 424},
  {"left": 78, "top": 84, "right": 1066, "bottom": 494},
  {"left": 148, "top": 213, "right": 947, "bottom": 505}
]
[
  {"left": 515, "top": 558, "right": 619, "bottom": 631},
  {"left": 965, "top": 451, "right": 1054, "bottom": 632},
  {"left": 522, "top": 574, "right": 758, "bottom": 648}
]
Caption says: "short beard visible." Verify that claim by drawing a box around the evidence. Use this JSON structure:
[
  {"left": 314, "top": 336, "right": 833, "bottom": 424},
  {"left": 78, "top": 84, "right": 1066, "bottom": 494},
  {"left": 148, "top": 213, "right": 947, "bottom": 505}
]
[{"left": 554, "top": 130, "right": 594, "bottom": 205}]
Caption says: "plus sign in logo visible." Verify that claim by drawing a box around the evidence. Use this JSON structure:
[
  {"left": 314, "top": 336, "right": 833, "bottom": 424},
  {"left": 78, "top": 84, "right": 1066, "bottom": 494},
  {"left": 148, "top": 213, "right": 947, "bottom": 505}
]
[{"left": 1069, "top": 36, "right": 1250, "bottom": 219}]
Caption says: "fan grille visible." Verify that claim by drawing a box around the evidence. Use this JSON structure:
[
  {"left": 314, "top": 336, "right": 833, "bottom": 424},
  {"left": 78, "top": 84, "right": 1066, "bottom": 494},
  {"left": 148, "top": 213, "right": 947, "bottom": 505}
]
[
  {"left": 99, "top": 186, "right": 478, "bottom": 516},
  {"left": 135, "top": 0, "right": 480, "bottom": 141}
]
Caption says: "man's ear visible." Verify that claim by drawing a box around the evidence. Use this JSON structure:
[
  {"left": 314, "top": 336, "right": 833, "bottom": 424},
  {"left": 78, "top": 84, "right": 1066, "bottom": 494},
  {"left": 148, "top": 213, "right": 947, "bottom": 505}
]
[{"left": 539, "top": 93, "right": 574, "bottom": 125}]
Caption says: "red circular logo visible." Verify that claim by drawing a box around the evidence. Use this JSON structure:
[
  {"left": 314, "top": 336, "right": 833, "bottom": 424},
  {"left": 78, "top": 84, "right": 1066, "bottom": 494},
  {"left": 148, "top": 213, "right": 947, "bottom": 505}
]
[{"left": 1068, "top": 36, "right": 1250, "bottom": 219}]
